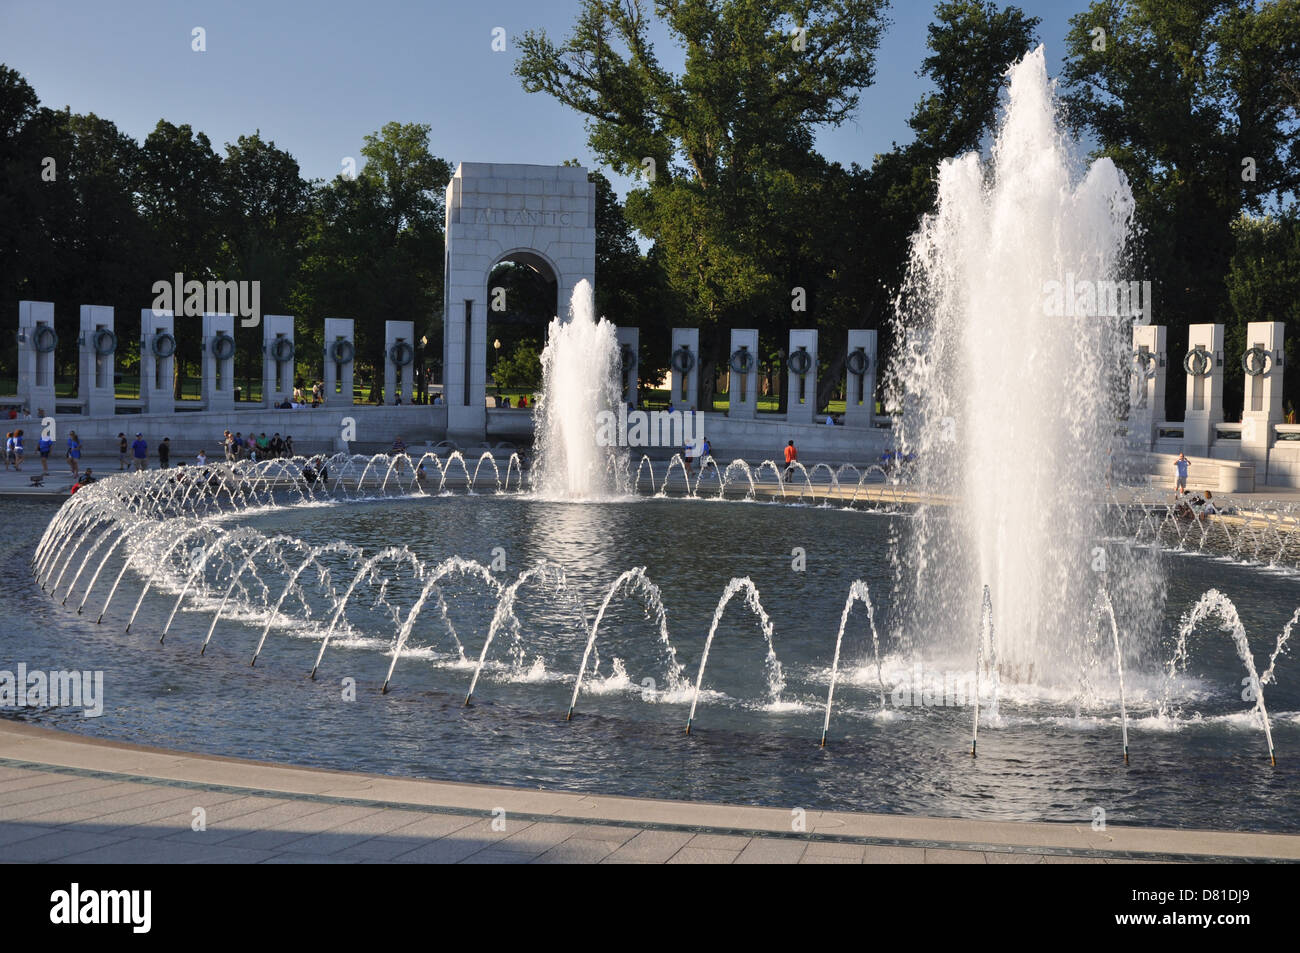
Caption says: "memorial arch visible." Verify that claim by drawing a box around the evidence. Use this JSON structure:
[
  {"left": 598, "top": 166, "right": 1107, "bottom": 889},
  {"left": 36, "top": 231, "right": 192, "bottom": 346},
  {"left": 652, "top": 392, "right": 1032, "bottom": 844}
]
[{"left": 442, "top": 163, "right": 596, "bottom": 439}]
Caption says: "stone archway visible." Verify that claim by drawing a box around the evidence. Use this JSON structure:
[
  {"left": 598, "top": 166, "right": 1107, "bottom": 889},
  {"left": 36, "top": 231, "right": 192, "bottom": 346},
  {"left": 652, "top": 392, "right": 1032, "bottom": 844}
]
[{"left": 441, "top": 163, "right": 596, "bottom": 440}]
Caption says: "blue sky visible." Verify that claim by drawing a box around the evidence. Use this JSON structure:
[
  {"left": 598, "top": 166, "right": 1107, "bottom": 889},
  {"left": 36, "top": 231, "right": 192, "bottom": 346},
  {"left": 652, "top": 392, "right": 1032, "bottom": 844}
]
[{"left": 1, "top": 0, "right": 1085, "bottom": 195}]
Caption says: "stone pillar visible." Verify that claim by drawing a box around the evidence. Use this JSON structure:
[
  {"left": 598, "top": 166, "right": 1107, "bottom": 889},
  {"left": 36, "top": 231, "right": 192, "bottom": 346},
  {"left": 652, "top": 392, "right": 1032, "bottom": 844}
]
[
  {"left": 670, "top": 328, "right": 700, "bottom": 411},
  {"left": 1128, "top": 324, "right": 1166, "bottom": 450},
  {"left": 441, "top": 163, "right": 597, "bottom": 440},
  {"left": 17, "top": 301, "right": 56, "bottom": 415},
  {"left": 262, "top": 314, "right": 295, "bottom": 407},
  {"left": 728, "top": 329, "right": 759, "bottom": 420},
  {"left": 78, "top": 305, "right": 116, "bottom": 417},
  {"left": 323, "top": 318, "right": 355, "bottom": 408},
  {"left": 140, "top": 309, "right": 176, "bottom": 415},
  {"left": 615, "top": 326, "right": 639, "bottom": 408},
  {"left": 1182, "top": 323, "right": 1224, "bottom": 456},
  {"left": 201, "top": 313, "right": 236, "bottom": 412},
  {"left": 785, "top": 329, "right": 818, "bottom": 425},
  {"left": 843, "top": 329, "right": 878, "bottom": 429},
  {"left": 1242, "top": 321, "right": 1285, "bottom": 481},
  {"left": 385, "top": 320, "right": 415, "bottom": 405}
]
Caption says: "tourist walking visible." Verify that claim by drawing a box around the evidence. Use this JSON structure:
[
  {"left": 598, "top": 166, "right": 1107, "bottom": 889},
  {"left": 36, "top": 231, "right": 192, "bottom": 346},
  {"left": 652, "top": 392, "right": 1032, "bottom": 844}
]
[
  {"left": 1174, "top": 452, "right": 1190, "bottom": 494},
  {"left": 131, "top": 433, "right": 148, "bottom": 471},
  {"left": 196, "top": 449, "right": 208, "bottom": 466},
  {"left": 158, "top": 437, "right": 171, "bottom": 468},
  {"left": 13, "top": 430, "right": 23, "bottom": 471},
  {"left": 4, "top": 432, "right": 14, "bottom": 471},
  {"left": 66, "top": 431, "right": 82, "bottom": 479},
  {"left": 782, "top": 440, "right": 798, "bottom": 482},
  {"left": 223, "top": 430, "right": 236, "bottom": 462},
  {"left": 37, "top": 431, "right": 52, "bottom": 475},
  {"left": 118, "top": 432, "right": 129, "bottom": 470}
]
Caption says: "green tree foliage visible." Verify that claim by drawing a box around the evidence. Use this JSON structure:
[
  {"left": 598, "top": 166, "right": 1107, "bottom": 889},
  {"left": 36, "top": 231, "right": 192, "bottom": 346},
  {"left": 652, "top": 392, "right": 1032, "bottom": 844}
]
[
  {"left": 493, "top": 340, "right": 544, "bottom": 391},
  {"left": 296, "top": 122, "right": 449, "bottom": 394},
  {"left": 517, "top": 0, "right": 890, "bottom": 407},
  {"left": 1225, "top": 212, "right": 1300, "bottom": 414},
  {"left": 1063, "top": 0, "right": 1300, "bottom": 419}
]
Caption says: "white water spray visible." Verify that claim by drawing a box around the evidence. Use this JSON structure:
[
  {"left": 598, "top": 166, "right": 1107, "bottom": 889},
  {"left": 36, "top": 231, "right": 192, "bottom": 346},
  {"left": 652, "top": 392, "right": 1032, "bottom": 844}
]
[
  {"left": 531, "top": 279, "right": 628, "bottom": 499},
  {"left": 893, "top": 46, "right": 1151, "bottom": 678}
]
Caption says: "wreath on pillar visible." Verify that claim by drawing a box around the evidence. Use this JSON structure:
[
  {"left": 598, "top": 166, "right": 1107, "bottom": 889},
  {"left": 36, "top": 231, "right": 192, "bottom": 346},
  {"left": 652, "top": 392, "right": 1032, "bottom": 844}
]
[
  {"left": 1133, "top": 349, "right": 1157, "bottom": 379},
  {"left": 92, "top": 328, "right": 117, "bottom": 356},
  {"left": 32, "top": 326, "right": 58, "bottom": 354},
  {"left": 270, "top": 337, "right": 296, "bottom": 364},
  {"left": 787, "top": 347, "right": 813, "bottom": 376},
  {"left": 150, "top": 331, "right": 177, "bottom": 359},
  {"left": 845, "top": 347, "right": 870, "bottom": 377},
  {"left": 1182, "top": 348, "right": 1211, "bottom": 377},
  {"left": 671, "top": 346, "right": 695, "bottom": 373},
  {"left": 330, "top": 339, "right": 355, "bottom": 365},
  {"left": 389, "top": 341, "right": 415, "bottom": 367},
  {"left": 729, "top": 347, "right": 754, "bottom": 375},
  {"left": 1242, "top": 346, "right": 1272, "bottom": 377},
  {"left": 210, "top": 332, "right": 235, "bottom": 361}
]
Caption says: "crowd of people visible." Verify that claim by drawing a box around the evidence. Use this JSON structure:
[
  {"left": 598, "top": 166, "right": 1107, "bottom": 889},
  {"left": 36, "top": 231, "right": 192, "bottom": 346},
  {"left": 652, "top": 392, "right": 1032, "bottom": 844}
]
[{"left": 221, "top": 430, "right": 295, "bottom": 462}]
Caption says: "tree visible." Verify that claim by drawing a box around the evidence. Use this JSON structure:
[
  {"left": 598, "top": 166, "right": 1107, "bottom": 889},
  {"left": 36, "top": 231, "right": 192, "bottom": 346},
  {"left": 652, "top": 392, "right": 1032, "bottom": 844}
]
[
  {"left": 1225, "top": 211, "right": 1300, "bottom": 415},
  {"left": 296, "top": 123, "right": 449, "bottom": 397},
  {"left": 517, "top": 0, "right": 890, "bottom": 407},
  {"left": 1062, "top": 0, "right": 1300, "bottom": 420}
]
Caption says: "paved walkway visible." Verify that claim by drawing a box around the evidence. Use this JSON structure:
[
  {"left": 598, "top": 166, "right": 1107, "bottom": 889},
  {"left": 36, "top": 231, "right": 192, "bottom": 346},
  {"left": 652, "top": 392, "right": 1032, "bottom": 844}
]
[{"left": 1, "top": 721, "right": 1297, "bottom": 864}]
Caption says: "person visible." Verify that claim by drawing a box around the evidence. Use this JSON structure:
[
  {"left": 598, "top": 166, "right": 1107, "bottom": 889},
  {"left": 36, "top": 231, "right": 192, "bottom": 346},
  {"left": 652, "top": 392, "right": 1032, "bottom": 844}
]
[
  {"left": 3, "top": 432, "right": 13, "bottom": 471},
  {"left": 1202, "top": 490, "right": 1218, "bottom": 516},
  {"left": 825, "top": 414, "right": 835, "bottom": 426},
  {"left": 698, "top": 437, "right": 714, "bottom": 480},
  {"left": 270, "top": 433, "right": 283, "bottom": 457},
  {"left": 782, "top": 440, "right": 798, "bottom": 482},
  {"left": 196, "top": 449, "right": 208, "bottom": 466},
  {"left": 118, "top": 432, "right": 129, "bottom": 470},
  {"left": 501, "top": 396, "right": 511, "bottom": 408},
  {"left": 518, "top": 395, "right": 527, "bottom": 409},
  {"left": 37, "top": 431, "right": 52, "bottom": 475},
  {"left": 257, "top": 433, "right": 270, "bottom": 458},
  {"left": 416, "top": 461, "right": 428, "bottom": 483},
  {"left": 1174, "top": 452, "right": 1190, "bottom": 494},
  {"left": 391, "top": 436, "right": 407, "bottom": 454},
  {"left": 66, "top": 431, "right": 82, "bottom": 479},
  {"left": 69, "top": 467, "right": 96, "bottom": 495},
  {"left": 158, "top": 437, "right": 171, "bottom": 468},
  {"left": 284, "top": 434, "right": 294, "bottom": 456},
  {"left": 131, "top": 433, "right": 148, "bottom": 471},
  {"left": 223, "top": 430, "right": 236, "bottom": 462},
  {"left": 12, "top": 430, "right": 22, "bottom": 470},
  {"left": 681, "top": 440, "right": 693, "bottom": 478}
]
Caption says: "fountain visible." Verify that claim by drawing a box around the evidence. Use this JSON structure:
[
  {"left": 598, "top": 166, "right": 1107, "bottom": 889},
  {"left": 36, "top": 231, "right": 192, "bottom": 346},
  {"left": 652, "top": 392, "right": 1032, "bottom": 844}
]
[
  {"left": 530, "top": 279, "right": 628, "bottom": 500},
  {"left": 891, "top": 45, "right": 1155, "bottom": 680},
  {"left": 11, "top": 44, "right": 1300, "bottom": 835}
]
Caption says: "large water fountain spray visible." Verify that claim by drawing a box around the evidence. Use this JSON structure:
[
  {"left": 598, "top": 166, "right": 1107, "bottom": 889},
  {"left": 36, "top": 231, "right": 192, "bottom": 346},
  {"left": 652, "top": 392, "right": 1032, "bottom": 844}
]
[
  {"left": 530, "top": 279, "right": 628, "bottom": 499},
  {"left": 893, "top": 46, "right": 1151, "bottom": 680}
]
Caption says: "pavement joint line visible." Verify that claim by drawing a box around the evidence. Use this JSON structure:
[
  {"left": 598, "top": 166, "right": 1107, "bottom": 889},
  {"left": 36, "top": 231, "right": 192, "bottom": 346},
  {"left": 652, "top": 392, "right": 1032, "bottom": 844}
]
[{"left": 0, "top": 756, "right": 1286, "bottom": 863}]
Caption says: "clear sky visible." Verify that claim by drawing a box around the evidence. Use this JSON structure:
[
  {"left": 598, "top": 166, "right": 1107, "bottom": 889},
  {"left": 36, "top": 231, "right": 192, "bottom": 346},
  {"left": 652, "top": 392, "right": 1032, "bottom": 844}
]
[{"left": 0, "top": 0, "right": 1086, "bottom": 195}]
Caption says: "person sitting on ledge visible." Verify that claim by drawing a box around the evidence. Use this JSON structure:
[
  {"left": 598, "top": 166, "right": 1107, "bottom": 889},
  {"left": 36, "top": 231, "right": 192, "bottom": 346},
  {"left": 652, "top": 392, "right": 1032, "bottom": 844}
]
[
  {"left": 69, "top": 468, "right": 96, "bottom": 494},
  {"left": 390, "top": 436, "right": 407, "bottom": 455}
]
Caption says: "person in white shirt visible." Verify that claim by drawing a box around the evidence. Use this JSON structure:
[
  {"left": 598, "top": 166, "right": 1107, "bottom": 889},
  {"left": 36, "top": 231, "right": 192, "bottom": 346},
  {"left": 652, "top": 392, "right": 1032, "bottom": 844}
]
[{"left": 196, "top": 450, "right": 208, "bottom": 466}]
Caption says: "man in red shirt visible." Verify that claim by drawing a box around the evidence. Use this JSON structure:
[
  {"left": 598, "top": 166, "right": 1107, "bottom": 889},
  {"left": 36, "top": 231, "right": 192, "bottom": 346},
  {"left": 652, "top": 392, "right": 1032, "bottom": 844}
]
[{"left": 782, "top": 440, "right": 797, "bottom": 482}]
